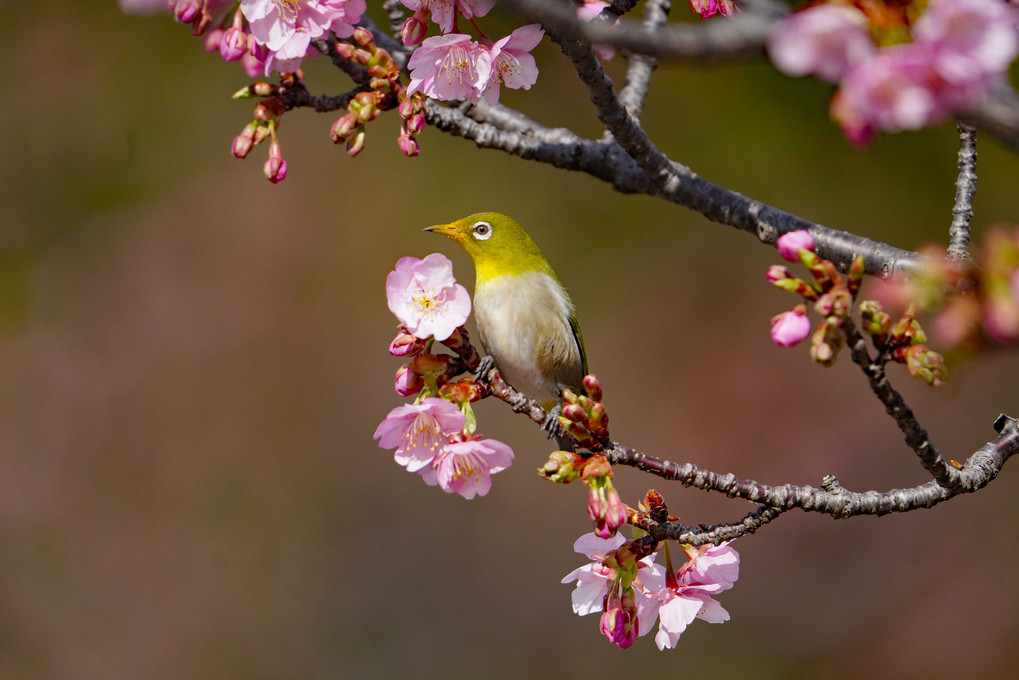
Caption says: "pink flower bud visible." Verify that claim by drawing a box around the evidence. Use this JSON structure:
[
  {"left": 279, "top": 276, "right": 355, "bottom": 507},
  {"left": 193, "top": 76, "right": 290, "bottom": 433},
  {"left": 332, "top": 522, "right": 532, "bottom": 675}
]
[
  {"left": 394, "top": 364, "right": 424, "bottom": 396},
  {"left": 397, "top": 134, "right": 419, "bottom": 158},
  {"left": 401, "top": 12, "right": 429, "bottom": 46},
  {"left": 389, "top": 329, "right": 426, "bottom": 357},
  {"left": 583, "top": 374, "right": 603, "bottom": 402},
  {"left": 204, "top": 27, "right": 225, "bottom": 53},
  {"left": 346, "top": 129, "right": 366, "bottom": 157},
  {"left": 263, "top": 140, "right": 287, "bottom": 184},
  {"left": 232, "top": 133, "right": 253, "bottom": 159},
  {"left": 219, "top": 26, "right": 247, "bottom": 62},
  {"left": 353, "top": 26, "right": 375, "bottom": 50},
  {"left": 330, "top": 114, "right": 358, "bottom": 143},
  {"left": 173, "top": 0, "right": 199, "bottom": 23},
  {"left": 770, "top": 308, "right": 812, "bottom": 347},
  {"left": 776, "top": 230, "right": 816, "bottom": 262},
  {"left": 405, "top": 112, "right": 426, "bottom": 135},
  {"left": 766, "top": 264, "right": 792, "bottom": 283}
]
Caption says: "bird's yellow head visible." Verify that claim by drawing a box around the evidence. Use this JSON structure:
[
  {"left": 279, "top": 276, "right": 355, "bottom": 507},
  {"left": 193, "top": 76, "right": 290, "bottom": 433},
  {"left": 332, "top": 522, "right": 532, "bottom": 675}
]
[{"left": 425, "top": 212, "right": 556, "bottom": 283}]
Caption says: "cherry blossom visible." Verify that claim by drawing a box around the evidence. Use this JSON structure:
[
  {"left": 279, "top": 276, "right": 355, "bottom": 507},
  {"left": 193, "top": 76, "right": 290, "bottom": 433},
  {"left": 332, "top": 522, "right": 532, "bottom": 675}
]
[
  {"left": 385, "top": 253, "right": 471, "bottom": 341},
  {"left": 407, "top": 33, "right": 493, "bottom": 103},
  {"left": 419, "top": 437, "right": 514, "bottom": 498},
  {"left": 240, "top": 0, "right": 366, "bottom": 73},
  {"left": 767, "top": 4, "right": 875, "bottom": 83},
  {"left": 483, "top": 25, "right": 544, "bottom": 105},
  {"left": 373, "top": 397, "right": 466, "bottom": 472}
]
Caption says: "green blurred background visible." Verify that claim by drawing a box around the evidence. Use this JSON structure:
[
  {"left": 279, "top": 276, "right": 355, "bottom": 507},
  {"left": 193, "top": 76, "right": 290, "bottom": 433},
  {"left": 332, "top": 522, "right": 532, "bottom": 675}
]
[{"left": 2, "top": 3, "right": 1018, "bottom": 678}]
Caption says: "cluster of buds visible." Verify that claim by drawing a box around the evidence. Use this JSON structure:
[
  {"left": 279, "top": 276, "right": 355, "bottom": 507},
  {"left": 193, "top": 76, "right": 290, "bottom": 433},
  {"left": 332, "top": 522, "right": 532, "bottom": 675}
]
[
  {"left": 558, "top": 375, "right": 610, "bottom": 450},
  {"left": 231, "top": 86, "right": 289, "bottom": 182},
  {"left": 858, "top": 302, "right": 947, "bottom": 385},
  {"left": 767, "top": 230, "right": 863, "bottom": 366},
  {"left": 390, "top": 326, "right": 480, "bottom": 397},
  {"left": 872, "top": 228, "right": 1019, "bottom": 350},
  {"left": 169, "top": 0, "right": 232, "bottom": 36},
  {"left": 582, "top": 455, "right": 628, "bottom": 539},
  {"left": 331, "top": 27, "right": 422, "bottom": 157}
]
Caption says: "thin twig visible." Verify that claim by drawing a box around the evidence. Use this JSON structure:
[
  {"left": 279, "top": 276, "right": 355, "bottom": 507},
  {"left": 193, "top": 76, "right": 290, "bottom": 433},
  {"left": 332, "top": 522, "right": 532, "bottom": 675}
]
[
  {"left": 948, "top": 122, "right": 978, "bottom": 262},
  {"left": 618, "top": 0, "right": 671, "bottom": 120},
  {"left": 842, "top": 318, "right": 967, "bottom": 491}
]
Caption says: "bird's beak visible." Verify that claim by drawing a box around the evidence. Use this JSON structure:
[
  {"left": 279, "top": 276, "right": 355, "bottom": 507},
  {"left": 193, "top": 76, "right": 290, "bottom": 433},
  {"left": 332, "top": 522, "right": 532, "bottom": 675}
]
[{"left": 424, "top": 223, "right": 459, "bottom": 240}]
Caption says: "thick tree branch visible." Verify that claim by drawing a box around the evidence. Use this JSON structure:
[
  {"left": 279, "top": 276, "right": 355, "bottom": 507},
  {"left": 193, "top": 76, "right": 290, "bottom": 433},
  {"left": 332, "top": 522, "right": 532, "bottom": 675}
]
[
  {"left": 494, "top": 0, "right": 783, "bottom": 61},
  {"left": 426, "top": 101, "right": 922, "bottom": 276}
]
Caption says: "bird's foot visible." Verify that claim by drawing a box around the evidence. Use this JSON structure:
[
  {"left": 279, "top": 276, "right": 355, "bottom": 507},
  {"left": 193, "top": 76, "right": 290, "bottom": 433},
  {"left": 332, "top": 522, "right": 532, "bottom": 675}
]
[
  {"left": 542, "top": 403, "right": 562, "bottom": 440},
  {"left": 473, "top": 355, "right": 495, "bottom": 384}
]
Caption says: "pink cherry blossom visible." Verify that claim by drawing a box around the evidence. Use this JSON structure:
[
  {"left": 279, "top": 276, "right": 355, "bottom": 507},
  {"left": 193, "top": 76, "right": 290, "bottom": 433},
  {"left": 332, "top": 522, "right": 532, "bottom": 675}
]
[
  {"left": 677, "top": 542, "right": 739, "bottom": 589},
  {"left": 913, "top": 0, "right": 1019, "bottom": 87},
  {"left": 638, "top": 542, "right": 739, "bottom": 650},
  {"left": 373, "top": 397, "right": 466, "bottom": 472},
  {"left": 776, "top": 230, "right": 816, "bottom": 261},
  {"left": 837, "top": 43, "right": 953, "bottom": 138},
  {"left": 647, "top": 581, "right": 730, "bottom": 650},
  {"left": 770, "top": 308, "right": 812, "bottom": 347},
  {"left": 241, "top": 0, "right": 366, "bottom": 73},
  {"left": 400, "top": 0, "right": 494, "bottom": 34},
  {"left": 768, "top": 4, "right": 875, "bottom": 83},
  {"left": 483, "top": 24, "right": 544, "bottom": 105},
  {"left": 561, "top": 533, "right": 667, "bottom": 632},
  {"left": 386, "top": 253, "right": 471, "bottom": 341},
  {"left": 407, "top": 33, "right": 493, "bottom": 103},
  {"left": 418, "top": 437, "right": 514, "bottom": 498}
]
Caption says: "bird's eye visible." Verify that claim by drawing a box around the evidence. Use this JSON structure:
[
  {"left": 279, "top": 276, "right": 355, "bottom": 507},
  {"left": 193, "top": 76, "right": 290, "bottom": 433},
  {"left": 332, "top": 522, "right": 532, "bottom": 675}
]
[{"left": 472, "top": 221, "right": 493, "bottom": 240}]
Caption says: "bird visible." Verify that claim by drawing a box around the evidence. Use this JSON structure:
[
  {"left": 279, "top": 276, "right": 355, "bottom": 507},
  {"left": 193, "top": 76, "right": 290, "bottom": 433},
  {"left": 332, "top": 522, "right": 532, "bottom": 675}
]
[{"left": 425, "top": 212, "right": 587, "bottom": 448}]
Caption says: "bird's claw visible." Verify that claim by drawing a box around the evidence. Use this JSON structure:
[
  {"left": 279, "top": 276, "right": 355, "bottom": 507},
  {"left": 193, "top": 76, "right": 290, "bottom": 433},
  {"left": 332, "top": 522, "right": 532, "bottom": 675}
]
[
  {"left": 542, "top": 403, "right": 562, "bottom": 440},
  {"left": 473, "top": 355, "right": 495, "bottom": 384}
]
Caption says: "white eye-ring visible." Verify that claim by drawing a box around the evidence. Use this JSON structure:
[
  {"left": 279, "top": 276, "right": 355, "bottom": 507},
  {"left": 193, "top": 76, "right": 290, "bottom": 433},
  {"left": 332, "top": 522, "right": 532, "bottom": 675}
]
[{"left": 471, "top": 221, "right": 493, "bottom": 240}]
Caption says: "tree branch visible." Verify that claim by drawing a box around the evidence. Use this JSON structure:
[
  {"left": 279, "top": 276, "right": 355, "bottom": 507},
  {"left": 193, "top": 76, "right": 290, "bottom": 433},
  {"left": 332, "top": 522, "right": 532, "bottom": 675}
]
[
  {"left": 477, "top": 363, "right": 1019, "bottom": 520},
  {"left": 842, "top": 318, "right": 967, "bottom": 491},
  {"left": 494, "top": 0, "right": 783, "bottom": 61},
  {"left": 947, "top": 122, "right": 977, "bottom": 262}
]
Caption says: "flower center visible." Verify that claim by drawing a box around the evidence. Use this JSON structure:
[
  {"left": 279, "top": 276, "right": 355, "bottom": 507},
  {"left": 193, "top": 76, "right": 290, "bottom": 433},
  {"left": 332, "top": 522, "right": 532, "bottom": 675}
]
[
  {"left": 404, "top": 414, "right": 443, "bottom": 453},
  {"left": 273, "top": 0, "right": 301, "bottom": 23},
  {"left": 409, "top": 286, "right": 447, "bottom": 316},
  {"left": 451, "top": 452, "right": 484, "bottom": 482},
  {"left": 441, "top": 46, "right": 477, "bottom": 86}
]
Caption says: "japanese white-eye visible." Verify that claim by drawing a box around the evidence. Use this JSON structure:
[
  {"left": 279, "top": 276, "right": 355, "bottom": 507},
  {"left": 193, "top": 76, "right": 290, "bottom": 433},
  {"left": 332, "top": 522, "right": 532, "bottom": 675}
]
[{"left": 425, "top": 212, "right": 588, "bottom": 419}]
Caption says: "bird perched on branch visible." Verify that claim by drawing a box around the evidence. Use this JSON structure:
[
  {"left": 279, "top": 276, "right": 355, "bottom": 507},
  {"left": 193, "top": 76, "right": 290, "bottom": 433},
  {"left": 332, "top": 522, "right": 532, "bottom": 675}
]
[{"left": 426, "top": 212, "right": 587, "bottom": 448}]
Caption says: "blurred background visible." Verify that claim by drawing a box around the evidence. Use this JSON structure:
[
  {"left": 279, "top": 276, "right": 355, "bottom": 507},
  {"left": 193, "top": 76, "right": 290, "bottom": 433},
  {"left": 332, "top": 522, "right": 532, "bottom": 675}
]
[{"left": 2, "top": 3, "right": 1018, "bottom": 678}]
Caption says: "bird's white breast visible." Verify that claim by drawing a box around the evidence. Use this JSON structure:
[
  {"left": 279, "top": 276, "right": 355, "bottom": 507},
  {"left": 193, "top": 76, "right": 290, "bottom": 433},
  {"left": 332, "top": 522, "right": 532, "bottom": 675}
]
[{"left": 473, "top": 271, "right": 583, "bottom": 406}]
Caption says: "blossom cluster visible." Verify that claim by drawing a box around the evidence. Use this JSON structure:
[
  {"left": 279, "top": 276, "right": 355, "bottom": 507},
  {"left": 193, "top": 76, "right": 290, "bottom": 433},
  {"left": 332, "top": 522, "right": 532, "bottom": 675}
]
[
  {"left": 768, "top": 0, "right": 1019, "bottom": 143},
  {"left": 563, "top": 531, "right": 740, "bottom": 650},
  {"left": 768, "top": 231, "right": 948, "bottom": 385},
  {"left": 871, "top": 227, "right": 1019, "bottom": 350},
  {"left": 401, "top": 0, "right": 544, "bottom": 105},
  {"left": 374, "top": 254, "right": 515, "bottom": 499}
]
